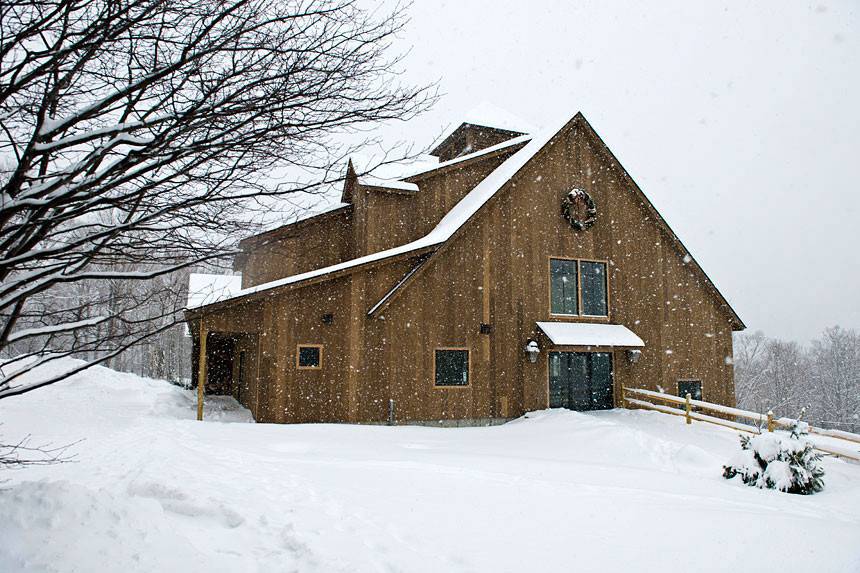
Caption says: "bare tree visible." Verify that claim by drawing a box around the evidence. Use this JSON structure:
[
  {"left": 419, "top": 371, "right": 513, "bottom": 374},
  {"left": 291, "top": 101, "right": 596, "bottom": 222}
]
[
  {"left": 808, "top": 327, "right": 860, "bottom": 433},
  {"left": 734, "top": 327, "right": 860, "bottom": 433},
  {"left": 733, "top": 331, "right": 811, "bottom": 415},
  {"left": 0, "top": 0, "right": 433, "bottom": 398},
  {"left": 733, "top": 330, "right": 768, "bottom": 411}
]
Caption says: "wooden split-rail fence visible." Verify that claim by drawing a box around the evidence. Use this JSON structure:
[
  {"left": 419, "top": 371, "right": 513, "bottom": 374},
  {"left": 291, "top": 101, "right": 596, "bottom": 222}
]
[{"left": 622, "top": 386, "right": 860, "bottom": 463}]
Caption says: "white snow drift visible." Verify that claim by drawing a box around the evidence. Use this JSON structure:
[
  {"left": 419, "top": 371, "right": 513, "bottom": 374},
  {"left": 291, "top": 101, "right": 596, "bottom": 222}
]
[{"left": 0, "top": 358, "right": 859, "bottom": 572}]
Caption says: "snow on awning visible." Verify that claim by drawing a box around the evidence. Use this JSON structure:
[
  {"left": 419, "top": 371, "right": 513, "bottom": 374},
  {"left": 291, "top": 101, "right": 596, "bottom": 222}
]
[{"left": 536, "top": 322, "right": 645, "bottom": 348}]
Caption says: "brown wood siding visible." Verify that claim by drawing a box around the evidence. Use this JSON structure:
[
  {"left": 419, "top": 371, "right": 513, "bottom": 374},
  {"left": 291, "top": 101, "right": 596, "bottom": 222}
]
[
  {"left": 366, "top": 118, "right": 736, "bottom": 421},
  {"left": 241, "top": 147, "right": 519, "bottom": 291},
  {"left": 241, "top": 209, "right": 354, "bottom": 289},
  {"left": 192, "top": 115, "right": 738, "bottom": 424}
]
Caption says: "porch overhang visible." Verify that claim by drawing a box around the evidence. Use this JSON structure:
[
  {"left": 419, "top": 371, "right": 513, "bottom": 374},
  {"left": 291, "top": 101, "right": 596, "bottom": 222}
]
[{"left": 536, "top": 322, "right": 645, "bottom": 348}]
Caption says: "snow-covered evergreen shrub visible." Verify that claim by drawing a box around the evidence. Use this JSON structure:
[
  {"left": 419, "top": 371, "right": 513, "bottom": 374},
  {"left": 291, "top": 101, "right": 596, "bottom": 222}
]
[{"left": 722, "top": 421, "right": 825, "bottom": 495}]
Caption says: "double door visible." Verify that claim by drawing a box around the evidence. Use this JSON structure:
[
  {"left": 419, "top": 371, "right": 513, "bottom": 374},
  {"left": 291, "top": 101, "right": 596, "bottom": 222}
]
[{"left": 548, "top": 352, "right": 613, "bottom": 411}]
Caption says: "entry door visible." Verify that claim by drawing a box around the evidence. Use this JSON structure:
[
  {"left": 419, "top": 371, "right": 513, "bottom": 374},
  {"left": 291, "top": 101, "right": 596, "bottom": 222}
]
[{"left": 548, "top": 352, "right": 614, "bottom": 411}]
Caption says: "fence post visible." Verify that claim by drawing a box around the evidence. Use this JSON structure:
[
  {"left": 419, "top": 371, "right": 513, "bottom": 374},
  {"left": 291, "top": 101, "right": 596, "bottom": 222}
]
[
  {"left": 685, "top": 393, "right": 692, "bottom": 425},
  {"left": 767, "top": 410, "right": 774, "bottom": 433},
  {"left": 621, "top": 386, "right": 627, "bottom": 408},
  {"left": 388, "top": 399, "right": 396, "bottom": 426}
]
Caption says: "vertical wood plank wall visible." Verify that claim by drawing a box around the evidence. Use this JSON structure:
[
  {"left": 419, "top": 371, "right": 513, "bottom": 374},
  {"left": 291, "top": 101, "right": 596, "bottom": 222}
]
[{"left": 194, "top": 117, "right": 738, "bottom": 424}]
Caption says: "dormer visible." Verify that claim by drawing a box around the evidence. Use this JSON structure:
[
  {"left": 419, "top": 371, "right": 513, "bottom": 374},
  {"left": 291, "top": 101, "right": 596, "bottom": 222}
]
[{"left": 430, "top": 102, "right": 533, "bottom": 162}]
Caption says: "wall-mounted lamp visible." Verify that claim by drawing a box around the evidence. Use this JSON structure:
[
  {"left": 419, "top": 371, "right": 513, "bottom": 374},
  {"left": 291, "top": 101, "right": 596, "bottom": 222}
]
[
  {"left": 626, "top": 349, "right": 642, "bottom": 364},
  {"left": 524, "top": 339, "right": 540, "bottom": 363}
]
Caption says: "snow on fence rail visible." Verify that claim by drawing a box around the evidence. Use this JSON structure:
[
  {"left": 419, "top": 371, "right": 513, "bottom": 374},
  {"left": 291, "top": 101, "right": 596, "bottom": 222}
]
[{"left": 621, "top": 386, "right": 860, "bottom": 463}]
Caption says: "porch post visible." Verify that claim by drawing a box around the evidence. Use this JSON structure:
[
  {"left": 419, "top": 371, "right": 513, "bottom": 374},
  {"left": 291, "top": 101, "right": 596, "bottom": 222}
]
[{"left": 197, "top": 318, "right": 208, "bottom": 421}]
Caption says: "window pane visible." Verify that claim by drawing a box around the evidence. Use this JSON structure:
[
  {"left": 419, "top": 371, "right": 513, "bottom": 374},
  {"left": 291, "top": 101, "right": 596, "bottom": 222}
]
[
  {"left": 298, "top": 346, "right": 321, "bottom": 368},
  {"left": 435, "top": 349, "right": 469, "bottom": 386},
  {"left": 581, "top": 261, "right": 608, "bottom": 316},
  {"left": 550, "top": 259, "right": 578, "bottom": 315},
  {"left": 678, "top": 380, "right": 703, "bottom": 401},
  {"left": 590, "top": 352, "right": 614, "bottom": 410},
  {"left": 548, "top": 352, "right": 566, "bottom": 408}
]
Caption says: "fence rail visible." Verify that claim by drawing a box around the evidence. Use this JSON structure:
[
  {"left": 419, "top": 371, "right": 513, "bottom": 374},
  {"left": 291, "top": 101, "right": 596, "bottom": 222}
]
[{"left": 622, "top": 386, "right": 860, "bottom": 463}]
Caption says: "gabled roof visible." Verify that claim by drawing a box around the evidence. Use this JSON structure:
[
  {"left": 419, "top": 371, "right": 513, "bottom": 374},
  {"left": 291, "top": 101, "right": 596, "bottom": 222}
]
[
  {"left": 235, "top": 135, "right": 530, "bottom": 261},
  {"left": 574, "top": 117, "right": 746, "bottom": 330},
  {"left": 365, "top": 113, "right": 745, "bottom": 330},
  {"left": 430, "top": 103, "right": 535, "bottom": 152},
  {"left": 187, "top": 113, "right": 563, "bottom": 313},
  {"left": 429, "top": 102, "right": 535, "bottom": 160},
  {"left": 189, "top": 110, "right": 744, "bottom": 332}
]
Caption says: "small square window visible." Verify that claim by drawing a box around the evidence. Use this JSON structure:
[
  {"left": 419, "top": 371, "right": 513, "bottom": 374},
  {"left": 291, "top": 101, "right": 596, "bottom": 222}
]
[
  {"left": 297, "top": 345, "right": 322, "bottom": 369},
  {"left": 678, "top": 380, "right": 702, "bottom": 401},
  {"left": 435, "top": 349, "right": 469, "bottom": 387}
]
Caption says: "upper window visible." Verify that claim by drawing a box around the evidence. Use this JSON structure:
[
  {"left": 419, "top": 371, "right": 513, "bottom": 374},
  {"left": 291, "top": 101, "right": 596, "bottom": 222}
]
[
  {"left": 297, "top": 344, "right": 322, "bottom": 369},
  {"left": 580, "top": 261, "right": 608, "bottom": 316},
  {"left": 549, "top": 258, "right": 608, "bottom": 317},
  {"left": 678, "top": 380, "right": 703, "bottom": 401},
  {"left": 550, "top": 259, "right": 579, "bottom": 315},
  {"left": 435, "top": 349, "right": 469, "bottom": 387}
]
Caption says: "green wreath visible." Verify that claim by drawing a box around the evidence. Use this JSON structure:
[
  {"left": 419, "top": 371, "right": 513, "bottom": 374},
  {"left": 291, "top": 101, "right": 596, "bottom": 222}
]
[{"left": 562, "top": 188, "right": 597, "bottom": 230}]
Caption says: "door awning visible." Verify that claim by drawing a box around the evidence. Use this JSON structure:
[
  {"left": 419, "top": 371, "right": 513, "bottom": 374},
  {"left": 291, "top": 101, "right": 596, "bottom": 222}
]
[{"left": 536, "top": 322, "right": 645, "bottom": 348}]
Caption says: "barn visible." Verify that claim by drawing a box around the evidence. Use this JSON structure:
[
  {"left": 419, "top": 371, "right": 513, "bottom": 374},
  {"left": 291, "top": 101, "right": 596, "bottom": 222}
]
[{"left": 184, "top": 108, "right": 745, "bottom": 424}]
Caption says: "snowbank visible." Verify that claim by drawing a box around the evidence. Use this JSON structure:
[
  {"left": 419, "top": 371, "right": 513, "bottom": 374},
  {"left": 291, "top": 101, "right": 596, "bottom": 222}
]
[{"left": 1, "top": 358, "right": 859, "bottom": 572}]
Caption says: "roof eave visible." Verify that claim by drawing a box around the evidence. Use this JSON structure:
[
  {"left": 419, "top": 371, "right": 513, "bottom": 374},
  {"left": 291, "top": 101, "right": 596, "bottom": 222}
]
[{"left": 186, "top": 243, "right": 439, "bottom": 318}]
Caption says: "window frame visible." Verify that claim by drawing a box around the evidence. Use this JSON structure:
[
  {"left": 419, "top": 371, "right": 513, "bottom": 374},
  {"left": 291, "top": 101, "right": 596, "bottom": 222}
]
[
  {"left": 547, "top": 256, "right": 610, "bottom": 320},
  {"left": 296, "top": 343, "right": 324, "bottom": 370},
  {"left": 549, "top": 257, "right": 579, "bottom": 316},
  {"left": 433, "top": 347, "right": 471, "bottom": 389}
]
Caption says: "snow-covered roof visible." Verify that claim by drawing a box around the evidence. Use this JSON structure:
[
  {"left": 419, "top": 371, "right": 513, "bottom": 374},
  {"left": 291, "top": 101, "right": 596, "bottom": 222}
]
[
  {"left": 536, "top": 322, "right": 645, "bottom": 348},
  {"left": 430, "top": 102, "right": 536, "bottom": 157},
  {"left": 186, "top": 273, "right": 243, "bottom": 309},
  {"left": 403, "top": 135, "right": 530, "bottom": 180},
  {"left": 255, "top": 133, "right": 530, "bottom": 235},
  {"left": 188, "top": 112, "right": 575, "bottom": 311},
  {"left": 460, "top": 102, "right": 536, "bottom": 134},
  {"left": 357, "top": 176, "right": 419, "bottom": 193},
  {"left": 438, "top": 102, "right": 536, "bottom": 144}
]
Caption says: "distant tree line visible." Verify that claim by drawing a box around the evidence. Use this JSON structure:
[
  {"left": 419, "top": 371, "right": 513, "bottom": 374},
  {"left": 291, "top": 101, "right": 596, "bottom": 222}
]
[
  {"left": 3, "top": 263, "right": 198, "bottom": 385},
  {"left": 733, "top": 327, "right": 860, "bottom": 434}
]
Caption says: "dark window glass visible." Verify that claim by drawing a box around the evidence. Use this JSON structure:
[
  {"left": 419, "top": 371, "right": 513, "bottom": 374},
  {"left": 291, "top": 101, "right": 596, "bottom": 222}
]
[
  {"left": 550, "top": 259, "right": 578, "bottom": 315},
  {"left": 548, "top": 352, "right": 565, "bottom": 408},
  {"left": 678, "top": 380, "right": 703, "bottom": 401},
  {"left": 435, "top": 349, "right": 469, "bottom": 386},
  {"left": 298, "top": 345, "right": 321, "bottom": 368},
  {"left": 590, "top": 352, "right": 614, "bottom": 409},
  {"left": 548, "top": 352, "right": 614, "bottom": 411},
  {"left": 580, "top": 261, "right": 608, "bottom": 316}
]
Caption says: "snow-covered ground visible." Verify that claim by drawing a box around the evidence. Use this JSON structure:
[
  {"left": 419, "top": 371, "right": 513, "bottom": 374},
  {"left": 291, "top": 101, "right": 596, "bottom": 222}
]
[{"left": 1, "top": 359, "right": 859, "bottom": 573}]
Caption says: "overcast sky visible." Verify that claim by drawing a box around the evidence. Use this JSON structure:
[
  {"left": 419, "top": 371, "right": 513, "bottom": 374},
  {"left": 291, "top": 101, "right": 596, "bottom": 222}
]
[{"left": 358, "top": 0, "right": 858, "bottom": 342}]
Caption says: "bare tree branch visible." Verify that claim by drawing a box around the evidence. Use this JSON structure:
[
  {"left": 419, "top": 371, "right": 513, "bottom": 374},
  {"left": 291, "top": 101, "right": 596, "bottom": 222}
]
[{"left": 0, "top": 0, "right": 435, "bottom": 398}]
